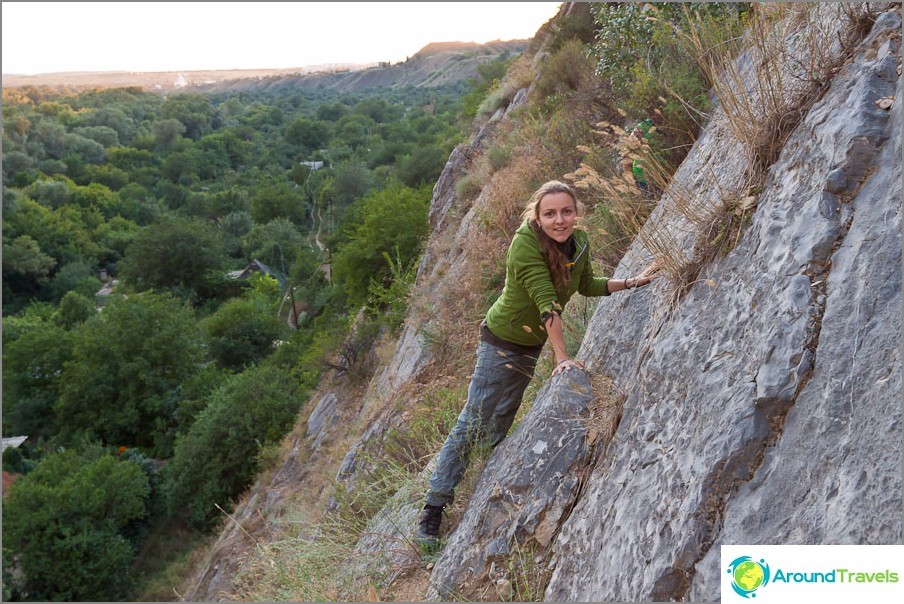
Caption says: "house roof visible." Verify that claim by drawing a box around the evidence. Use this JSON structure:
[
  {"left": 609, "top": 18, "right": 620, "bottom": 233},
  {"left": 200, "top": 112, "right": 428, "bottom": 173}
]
[
  {"left": 227, "top": 259, "right": 282, "bottom": 281},
  {"left": 2, "top": 436, "right": 27, "bottom": 452}
]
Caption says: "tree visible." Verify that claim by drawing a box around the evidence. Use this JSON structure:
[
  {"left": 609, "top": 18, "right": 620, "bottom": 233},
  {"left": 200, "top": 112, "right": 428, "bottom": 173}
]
[
  {"left": 163, "top": 365, "right": 299, "bottom": 530},
  {"left": 2, "top": 448, "right": 150, "bottom": 601},
  {"left": 80, "top": 105, "right": 137, "bottom": 144},
  {"left": 74, "top": 125, "right": 120, "bottom": 147},
  {"left": 220, "top": 210, "right": 253, "bottom": 256},
  {"left": 60, "top": 132, "right": 106, "bottom": 164},
  {"left": 203, "top": 294, "right": 286, "bottom": 370},
  {"left": 2, "top": 150, "right": 33, "bottom": 186},
  {"left": 3, "top": 198, "right": 102, "bottom": 279},
  {"left": 331, "top": 183, "right": 430, "bottom": 304},
  {"left": 161, "top": 93, "right": 216, "bottom": 140},
  {"left": 45, "top": 259, "right": 100, "bottom": 302},
  {"left": 285, "top": 116, "right": 330, "bottom": 151},
  {"left": 334, "top": 113, "right": 375, "bottom": 150},
  {"left": 331, "top": 161, "right": 373, "bottom": 208},
  {"left": 249, "top": 181, "right": 306, "bottom": 224},
  {"left": 55, "top": 292, "right": 205, "bottom": 456},
  {"left": 152, "top": 117, "right": 186, "bottom": 152},
  {"left": 395, "top": 143, "right": 448, "bottom": 187},
  {"left": 95, "top": 215, "right": 139, "bottom": 266},
  {"left": 353, "top": 97, "right": 401, "bottom": 123},
  {"left": 243, "top": 217, "right": 305, "bottom": 271},
  {"left": 2, "top": 235, "right": 56, "bottom": 284},
  {"left": 116, "top": 183, "right": 163, "bottom": 225},
  {"left": 317, "top": 100, "right": 349, "bottom": 122},
  {"left": 2, "top": 320, "right": 74, "bottom": 440},
  {"left": 52, "top": 290, "right": 97, "bottom": 329},
  {"left": 81, "top": 163, "right": 130, "bottom": 190},
  {"left": 25, "top": 178, "right": 74, "bottom": 210},
  {"left": 119, "top": 215, "right": 225, "bottom": 294}
]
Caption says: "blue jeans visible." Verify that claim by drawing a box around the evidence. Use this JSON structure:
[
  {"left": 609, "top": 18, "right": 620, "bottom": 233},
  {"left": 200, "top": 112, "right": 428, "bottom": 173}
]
[{"left": 425, "top": 340, "right": 538, "bottom": 507}]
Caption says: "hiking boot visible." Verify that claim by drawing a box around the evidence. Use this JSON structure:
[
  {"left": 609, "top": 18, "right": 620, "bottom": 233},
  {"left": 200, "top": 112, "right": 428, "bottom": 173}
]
[{"left": 415, "top": 504, "right": 444, "bottom": 547}]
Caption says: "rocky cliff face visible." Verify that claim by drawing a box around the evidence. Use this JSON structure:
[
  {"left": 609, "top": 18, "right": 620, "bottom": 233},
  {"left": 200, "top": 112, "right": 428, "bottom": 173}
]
[
  {"left": 183, "top": 5, "right": 901, "bottom": 601},
  {"left": 427, "top": 6, "right": 902, "bottom": 602}
]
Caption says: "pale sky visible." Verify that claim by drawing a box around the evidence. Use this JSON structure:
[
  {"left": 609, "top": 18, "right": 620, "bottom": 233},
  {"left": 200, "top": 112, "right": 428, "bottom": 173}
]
[{"left": 1, "top": 2, "right": 564, "bottom": 75}]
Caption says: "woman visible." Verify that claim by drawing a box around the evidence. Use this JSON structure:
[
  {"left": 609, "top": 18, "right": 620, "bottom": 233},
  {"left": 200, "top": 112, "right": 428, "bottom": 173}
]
[{"left": 415, "top": 180, "right": 659, "bottom": 545}]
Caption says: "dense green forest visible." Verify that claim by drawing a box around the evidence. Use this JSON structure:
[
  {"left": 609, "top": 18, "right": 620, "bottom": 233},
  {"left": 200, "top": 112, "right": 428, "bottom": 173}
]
[{"left": 1, "top": 57, "right": 512, "bottom": 601}]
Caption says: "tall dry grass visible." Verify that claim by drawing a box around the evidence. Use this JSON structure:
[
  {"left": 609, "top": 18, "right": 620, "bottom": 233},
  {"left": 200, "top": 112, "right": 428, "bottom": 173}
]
[
  {"left": 681, "top": 3, "right": 876, "bottom": 180},
  {"left": 570, "top": 3, "right": 879, "bottom": 306}
]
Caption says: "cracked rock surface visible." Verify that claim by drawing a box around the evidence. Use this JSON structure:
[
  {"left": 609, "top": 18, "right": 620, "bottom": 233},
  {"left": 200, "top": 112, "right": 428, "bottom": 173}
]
[
  {"left": 337, "top": 8, "right": 901, "bottom": 602},
  {"left": 544, "top": 10, "right": 901, "bottom": 602},
  {"left": 426, "top": 371, "right": 604, "bottom": 601}
]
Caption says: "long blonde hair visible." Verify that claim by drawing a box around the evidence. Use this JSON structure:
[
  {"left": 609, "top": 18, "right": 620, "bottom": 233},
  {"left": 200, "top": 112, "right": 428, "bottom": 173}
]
[{"left": 520, "top": 181, "right": 581, "bottom": 292}]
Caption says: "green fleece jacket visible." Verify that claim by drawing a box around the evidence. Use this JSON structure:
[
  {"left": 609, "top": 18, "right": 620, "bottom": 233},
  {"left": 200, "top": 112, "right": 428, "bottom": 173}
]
[{"left": 485, "top": 221, "right": 609, "bottom": 347}]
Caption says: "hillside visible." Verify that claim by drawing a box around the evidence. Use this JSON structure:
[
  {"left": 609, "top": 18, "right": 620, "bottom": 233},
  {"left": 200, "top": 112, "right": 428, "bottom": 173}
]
[
  {"left": 0, "top": 40, "right": 527, "bottom": 94},
  {"left": 184, "top": 40, "right": 529, "bottom": 94},
  {"left": 172, "top": 2, "right": 900, "bottom": 601}
]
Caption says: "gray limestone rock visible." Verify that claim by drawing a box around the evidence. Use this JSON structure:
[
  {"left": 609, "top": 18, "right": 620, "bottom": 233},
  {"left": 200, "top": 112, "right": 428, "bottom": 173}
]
[
  {"left": 425, "top": 371, "right": 604, "bottom": 601},
  {"left": 543, "top": 9, "right": 902, "bottom": 602},
  {"left": 306, "top": 392, "right": 339, "bottom": 450},
  {"left": 406, "top": 7, "right": 901, "bottom": 603}
]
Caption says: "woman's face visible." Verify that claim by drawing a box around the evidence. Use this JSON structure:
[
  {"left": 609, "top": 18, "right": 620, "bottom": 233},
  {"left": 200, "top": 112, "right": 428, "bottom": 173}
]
[{"left": 537, "top": 191, "right": 577, "bottom": 243}]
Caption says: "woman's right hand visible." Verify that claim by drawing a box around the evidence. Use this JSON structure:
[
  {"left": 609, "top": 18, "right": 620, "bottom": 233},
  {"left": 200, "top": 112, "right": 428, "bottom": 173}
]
[
  {"left": 552, "top": 358, "right": 585, "bottom": 376},
  {"left": 629, "top": 259, "right": 663, "bottom": 288}
]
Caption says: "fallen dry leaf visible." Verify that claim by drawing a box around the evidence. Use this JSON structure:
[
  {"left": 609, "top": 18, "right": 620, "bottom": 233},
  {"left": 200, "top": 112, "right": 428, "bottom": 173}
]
[{"left": 738, "top": 195, "right": 757, "bottom": 211}]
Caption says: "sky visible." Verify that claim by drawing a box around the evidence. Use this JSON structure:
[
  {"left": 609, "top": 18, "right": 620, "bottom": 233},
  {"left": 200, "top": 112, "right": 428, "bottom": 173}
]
[{"left": 1, "top": 2, "right": 563, "bottom": 75}]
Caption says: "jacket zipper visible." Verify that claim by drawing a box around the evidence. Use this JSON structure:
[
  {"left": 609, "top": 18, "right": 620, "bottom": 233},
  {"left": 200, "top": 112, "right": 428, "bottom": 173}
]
[{"left": 572, "top": 241, "right": 588, "bottom": 266}]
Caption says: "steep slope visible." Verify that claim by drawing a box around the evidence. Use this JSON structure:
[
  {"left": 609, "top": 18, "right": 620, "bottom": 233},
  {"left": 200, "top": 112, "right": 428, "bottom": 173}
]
[
  {"left": 428, "top": 5, "right": 902, "bottom": 602},
  {"left": 179, "top": 4, "right": 901, "bottom": 602}
]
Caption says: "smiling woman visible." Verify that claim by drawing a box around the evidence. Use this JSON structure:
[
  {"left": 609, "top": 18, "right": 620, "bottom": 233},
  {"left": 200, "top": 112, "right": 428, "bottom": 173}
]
[
  {"left": 1, "top": 2, "right": 563, "bottom": 75},
  {"left": 414, "top": 180, "right": 661, "bottom": 548}
]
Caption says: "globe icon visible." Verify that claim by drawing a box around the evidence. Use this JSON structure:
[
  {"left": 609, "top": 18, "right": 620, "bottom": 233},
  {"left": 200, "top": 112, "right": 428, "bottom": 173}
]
[{"left": 733, "top": 560, "right": 765, "bottom": 592}]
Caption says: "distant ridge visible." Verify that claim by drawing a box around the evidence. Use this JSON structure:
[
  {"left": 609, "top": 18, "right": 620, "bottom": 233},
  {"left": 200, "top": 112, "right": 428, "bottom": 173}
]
[
  {"left": 182, "top": 39, "right": 529, "bottom": 94},
  {"left": 1, "top": 39, "right": 528, "bottom": 94}
]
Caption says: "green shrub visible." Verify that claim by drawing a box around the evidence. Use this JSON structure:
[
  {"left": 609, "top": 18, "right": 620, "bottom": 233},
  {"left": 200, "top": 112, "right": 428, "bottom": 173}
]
[
  {"left": 547, "top": 6, "right": 596, "bottom": 53},
  {"left": 486, "top": 144, "right": 513, "bottom": 172},
  {"left": 2, "top": 448, "right": 150, "bottom": 601},
  {"left": 203, "top": 295, "right": 286, "bottom": 370},
  {"left": 364, "top": 249, "right": 416, "bottom": 335},
  {"left": 285, "top": 312, "right": 350, "bottom": 391},
  {"left": 455, "top": 173, "right": 483, "bottom": 201},
  {"left": 476, "top": 78, "right": 524, "bottom": 119},
  {"left": 331, "top": 182, "right": 429, "bottom": 306},
  {"left": 163, "top": 365, "right": 300, "bottom": 530},
  {"left": 56, "top": 292, "right": 205, "bottom": 457},
  {"left": 592, "top": 3, "right": 749, "bottom": 163},
  {"left": 461, "top": 57, "right": 515, "bottom": 119},
  {"left": 533, "top": 39, "right": 596, "bottom": 106}
]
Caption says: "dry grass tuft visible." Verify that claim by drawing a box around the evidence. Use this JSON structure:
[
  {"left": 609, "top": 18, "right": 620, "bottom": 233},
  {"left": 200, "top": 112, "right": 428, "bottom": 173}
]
[
  {"left": 476, "top": 54, "right": 536, "bottom": 119},
  {"left": 683, "top": 3, "right": 875, "bottom": 181},
  {"left": 584, "top": 371, "right": 625, "bottom": 452}
]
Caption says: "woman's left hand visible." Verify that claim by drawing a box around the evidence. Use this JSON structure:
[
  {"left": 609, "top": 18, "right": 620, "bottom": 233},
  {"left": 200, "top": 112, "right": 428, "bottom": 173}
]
[{"left": 552, "top": 358, "right": 585, "bottom": 376}]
